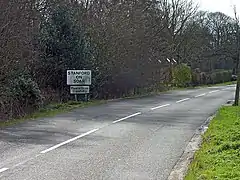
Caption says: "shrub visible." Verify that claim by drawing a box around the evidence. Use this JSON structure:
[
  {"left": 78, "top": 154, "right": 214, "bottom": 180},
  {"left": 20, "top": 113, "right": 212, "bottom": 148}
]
[
  {"left": 192, "top": 69, "right": 232, "bottom": 85},
  {"left": 172, "top": 63, "right": 192, "bottom": 87},
  {"left": 209, "top": 70, "right": 232, "bottom": 84},
  {"left": 9, "top": 74, "right": 42, "bottom": 107},
  {"left": 0, "top": 73, "right": 42, "bottom": 120}
]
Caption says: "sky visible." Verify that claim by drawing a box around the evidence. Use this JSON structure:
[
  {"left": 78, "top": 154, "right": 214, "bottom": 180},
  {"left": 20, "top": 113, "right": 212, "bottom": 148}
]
[{"left": 197, "top": 0, "right": 240, "bottom": 17}]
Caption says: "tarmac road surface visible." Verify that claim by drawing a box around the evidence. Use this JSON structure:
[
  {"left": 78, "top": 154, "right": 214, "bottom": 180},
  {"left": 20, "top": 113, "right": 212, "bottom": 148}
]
[{"left": 0, "top": 85, "right": 235, "bottom": 180}]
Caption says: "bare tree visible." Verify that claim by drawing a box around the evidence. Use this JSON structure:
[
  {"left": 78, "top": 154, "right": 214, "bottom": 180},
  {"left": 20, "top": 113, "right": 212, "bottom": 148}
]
[
  {"left": 0, "top": 0, "right": 39, "bottom": 119},
  {"left": 160, "top": 0, "right": 198, "bottom": 61}
]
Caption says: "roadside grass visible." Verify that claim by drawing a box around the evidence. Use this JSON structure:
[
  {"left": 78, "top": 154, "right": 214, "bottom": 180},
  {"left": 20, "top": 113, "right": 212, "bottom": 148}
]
[
  {"left": 198, "top": 81, "right": 236, "bottom": 88},
  {"left": 189, "top": 81, "right": 235, "bottom": 89},
  {"left": 0, "top": 100, "right": 106, "bottom": 128},
  {"left": 185, "top": 106, "right": 240, "bottom": 180},
  {"left": 170, "top": 81, "right": 236, "bottom": 91}
]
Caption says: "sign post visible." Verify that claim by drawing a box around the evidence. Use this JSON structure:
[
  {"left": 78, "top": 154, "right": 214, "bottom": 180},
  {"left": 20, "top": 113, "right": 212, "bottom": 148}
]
[{"left": 67, "top": 70, "right": 91, "bottom": 101}]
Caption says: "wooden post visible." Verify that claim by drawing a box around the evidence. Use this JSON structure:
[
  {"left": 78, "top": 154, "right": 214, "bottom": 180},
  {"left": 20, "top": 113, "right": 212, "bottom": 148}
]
[{"left": 85, "top": 94, "right": 88, "bottom": 102}]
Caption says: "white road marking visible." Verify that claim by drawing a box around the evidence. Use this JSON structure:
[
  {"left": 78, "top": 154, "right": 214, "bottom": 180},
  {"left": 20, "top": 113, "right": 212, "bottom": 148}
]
[
  {"left": 13, "top": 158, "right": 35, "bottom": 168},
  {"left": 40, "top": 128, "right": 99, "bottom": 154},
  {"left": 0, "top": 168, "right": 8, "bottom": 173},
  {"left": 176, "top": 98, "right": 190, "bottom": 103},
  {"left": 151, "top": 104, "right": 170, "bottom": 111},
  {"left": 13, "top": 155, "right": 41, "bottom": 168},
  {"left": 4, "top": 85, "right": 234, "bottom": 171},
  {"left": 207, "top": 87, "right": 219, "bottom": 89},
  {"left": 195, "top": 93, "right": 206, "bottom": 98},
  {"left": 0, "top": 131, "right": 21, "bottom": 137},
  {"left": 222, "top": 87, "right": 231, "bottom": 90},
  {"left": 209, "top": 90, "right": 220, "bottom": 94},
  {"left": 112, "top": 112, "right": 142, "bottom": 124}
]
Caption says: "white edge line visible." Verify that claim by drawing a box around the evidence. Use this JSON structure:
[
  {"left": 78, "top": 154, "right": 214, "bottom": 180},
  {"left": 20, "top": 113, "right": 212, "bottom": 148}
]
[
  {"left": 151, "top": 104, "right": 170, "bottom": 111},
  {"left": 40, "top": 128, "right": 99, "bottom": 154},
  {"left": 112, "top": 112, "right": 141, "bottom": 124},
  {"left": 195, "top": 93, "right": 206, "bottom": 98},
  {"left": 0, "top": 168, "right": 9, "bottom": 173},
  {"left": 176, "top": 98, "right": 190, "bottom": 103},
  {"left": 209, "top": 90, "right": 220, "bottom": 94}
]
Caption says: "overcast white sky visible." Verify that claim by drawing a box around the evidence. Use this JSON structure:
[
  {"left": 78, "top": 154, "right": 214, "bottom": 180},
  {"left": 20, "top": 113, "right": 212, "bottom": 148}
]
[{"left": 197, "top": 0, "right": 240, "bottom": 17}]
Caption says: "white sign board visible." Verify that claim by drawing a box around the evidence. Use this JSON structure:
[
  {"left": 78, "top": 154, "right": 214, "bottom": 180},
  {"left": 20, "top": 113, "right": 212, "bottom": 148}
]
[
  {"left": 70, "top": 86, "right": 90, "bottom": 94},
  {"left": 67, "top": 70, "right": 91, "bottom": 85}
]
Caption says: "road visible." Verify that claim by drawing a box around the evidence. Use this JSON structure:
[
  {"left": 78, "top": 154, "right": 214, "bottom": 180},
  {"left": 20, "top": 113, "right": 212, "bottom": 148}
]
[{"left": 0, "top": 85, "right": 235, "bottom": 180}]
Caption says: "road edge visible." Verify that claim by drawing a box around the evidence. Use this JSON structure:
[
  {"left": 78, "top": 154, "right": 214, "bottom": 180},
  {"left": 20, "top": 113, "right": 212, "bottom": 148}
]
[{"left": 167, "top": 114, "right": 216, "bottom": 180}]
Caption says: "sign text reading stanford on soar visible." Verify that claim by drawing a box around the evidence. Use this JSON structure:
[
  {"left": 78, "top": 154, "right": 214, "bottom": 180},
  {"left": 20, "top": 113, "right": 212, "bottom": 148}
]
[{"left": 67, "top": 70, "right": 91, "bottom": 85}]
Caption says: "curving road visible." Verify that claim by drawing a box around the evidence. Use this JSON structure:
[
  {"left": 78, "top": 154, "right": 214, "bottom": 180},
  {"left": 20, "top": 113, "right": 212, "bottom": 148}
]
[{"left": 0, "top": 85, "right": 235, "bottom": 180}]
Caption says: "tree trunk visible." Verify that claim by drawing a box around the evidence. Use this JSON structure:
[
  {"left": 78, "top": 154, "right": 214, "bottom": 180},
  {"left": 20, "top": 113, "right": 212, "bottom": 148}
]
[
  {"left": 234, "top": 76, "right": 240, "bottom": 106},
  {"left": 234, "top": 53, "right": 240, "bottom": 106},
  {"left": 233, "top": 6, "right": 240, "bottom": 106}
]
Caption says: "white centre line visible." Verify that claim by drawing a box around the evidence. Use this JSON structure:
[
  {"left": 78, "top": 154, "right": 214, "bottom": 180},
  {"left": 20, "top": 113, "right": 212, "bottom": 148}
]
[
  {"left": 112, "top": 112, "right": 142, "bottom": 124},
  {"left": 13, "top": 158, "right": 35, "bottom": 168},
  {"left": 0, "top": 168, "right": 9, "bottom": 173},
  {"left": 40, "top": 128, "right": 99, "bottom": 154},
  {"left": 209, "top": 90, "right": 220, "bottom": 94},
  {"left": 176, "top": 98, "right": 190, "bottom": 103},
  {"left": 222, "top": 87, "right": 231, "bottom": 90},
  {"left": 151, "top": 104, "right": 170, "bottom": 111},
  {"left": 195, "top": 93, "right": 206, "bottom": 98}
]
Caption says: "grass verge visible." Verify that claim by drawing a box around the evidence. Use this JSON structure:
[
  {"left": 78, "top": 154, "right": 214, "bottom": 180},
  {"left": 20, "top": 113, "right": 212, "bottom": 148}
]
[
  {"left": 170, "top": 81, "right": 236, "bottom": 91},
  {"left": 198, "top": 81, "right": 236, "bottom": 88},
  {"left": 192, "top": 81, "right": 235, "bottom": 89},
  {"left": 0, "top": 100, "right": 106, "bottom": 128},
  {"left": 185, "top": 106, "right": 240, "bottom": 180}
]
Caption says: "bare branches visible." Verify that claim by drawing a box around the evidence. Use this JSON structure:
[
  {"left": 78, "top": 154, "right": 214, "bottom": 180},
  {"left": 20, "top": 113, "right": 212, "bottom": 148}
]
[
  {"left": 0, "top": 1, "right": 37, "bottom": 76},
  {"left": 160, "top": 0, "right": 198, "bottom": 38}
]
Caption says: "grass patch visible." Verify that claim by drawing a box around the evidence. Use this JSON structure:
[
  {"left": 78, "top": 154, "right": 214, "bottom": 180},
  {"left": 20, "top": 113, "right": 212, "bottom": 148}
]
[
  {"left": 170, "top": 81, "right": 236, "bottom": 91},
  {"left": 191, "top": 81, "right": 236, "bottom": 89},
  {"left": 121, "top": 89, "right": 169, "bottom": 100},
  {"left": 185, "top": 106, "right": 240, "bottom": 180},
  {"left": 0, "top": 100, "right": 105, "bottom": 128},
  {"left": 201, "top": 81, "right": 236, "bottom": 87}
]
